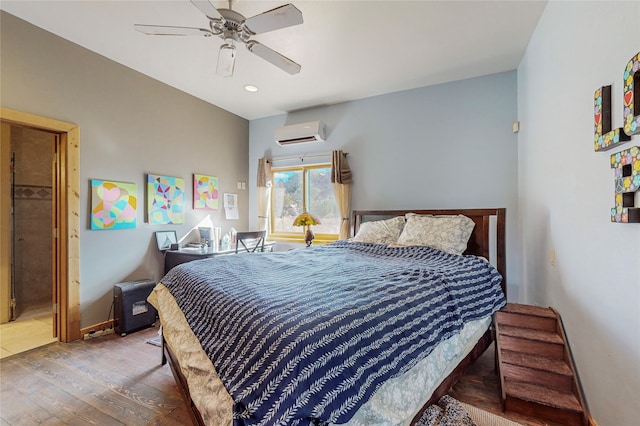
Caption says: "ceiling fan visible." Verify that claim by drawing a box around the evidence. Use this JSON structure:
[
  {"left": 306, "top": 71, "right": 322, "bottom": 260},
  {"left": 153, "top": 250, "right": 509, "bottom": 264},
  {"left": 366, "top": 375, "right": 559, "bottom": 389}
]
[{"left": 135, "top": 0, "right": 303, "bottom": 77}]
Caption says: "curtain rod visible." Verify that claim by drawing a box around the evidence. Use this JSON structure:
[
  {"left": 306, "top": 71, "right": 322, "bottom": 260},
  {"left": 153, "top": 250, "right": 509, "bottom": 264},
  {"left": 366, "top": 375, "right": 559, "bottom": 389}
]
[{"left": 267, "top": 152, "right": 349, "bottom": 164}]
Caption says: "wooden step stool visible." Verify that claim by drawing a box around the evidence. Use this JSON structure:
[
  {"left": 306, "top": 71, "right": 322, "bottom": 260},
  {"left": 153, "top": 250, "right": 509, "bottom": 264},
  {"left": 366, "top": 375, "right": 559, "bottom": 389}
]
[{"left": 494, "top": 303, "right": 590, "bottom": 426}]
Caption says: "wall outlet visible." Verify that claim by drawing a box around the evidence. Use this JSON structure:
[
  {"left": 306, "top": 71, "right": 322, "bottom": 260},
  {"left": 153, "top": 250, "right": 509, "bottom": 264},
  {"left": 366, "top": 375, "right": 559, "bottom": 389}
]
[{"left": 550, "top": 249, "right": 556, "bottom": 267}]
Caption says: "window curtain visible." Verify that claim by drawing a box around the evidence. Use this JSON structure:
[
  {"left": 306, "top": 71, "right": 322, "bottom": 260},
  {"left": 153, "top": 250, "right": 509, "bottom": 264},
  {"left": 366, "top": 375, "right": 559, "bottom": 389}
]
[
  {"left": 257, "top": 158, "right": 272, "bottom": 232},
  {"left": 331, "top": 150, "right": 352, "bottom": 240}
]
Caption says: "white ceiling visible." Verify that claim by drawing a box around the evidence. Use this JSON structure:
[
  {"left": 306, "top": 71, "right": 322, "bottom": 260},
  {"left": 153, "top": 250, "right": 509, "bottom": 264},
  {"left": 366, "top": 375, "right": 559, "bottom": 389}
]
[{"left": 1, "top": 0, "right": 547, "bottom": 120}]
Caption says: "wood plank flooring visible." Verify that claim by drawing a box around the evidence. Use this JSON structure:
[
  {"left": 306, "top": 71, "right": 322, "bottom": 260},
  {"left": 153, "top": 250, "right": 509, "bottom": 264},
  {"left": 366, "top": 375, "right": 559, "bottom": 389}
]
[
  {"left": 0, "top": 324, "right": 190, "bottom": 425},
  {"left": 1, "top": 325, "right": 559, "bottom": 426}
]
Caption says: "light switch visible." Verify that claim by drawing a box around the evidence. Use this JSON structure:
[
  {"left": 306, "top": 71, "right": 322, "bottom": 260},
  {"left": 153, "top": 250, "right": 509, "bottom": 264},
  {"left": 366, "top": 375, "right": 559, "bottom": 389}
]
[
  {"left": 241, "top": 182, "right": 246, "bottom": 190},
  {"left": 237, "top": 181, "right": 242, "bottom": 189}
]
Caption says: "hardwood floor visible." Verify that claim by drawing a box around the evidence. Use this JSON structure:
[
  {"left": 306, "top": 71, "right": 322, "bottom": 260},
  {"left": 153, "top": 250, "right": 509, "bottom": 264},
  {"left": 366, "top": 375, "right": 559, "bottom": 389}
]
[
  {"left": 0, "top": 324, "right": 190, "bottom": 425},
  {"left": 1, "top": 325, "right": 559, "bottom": 426}
]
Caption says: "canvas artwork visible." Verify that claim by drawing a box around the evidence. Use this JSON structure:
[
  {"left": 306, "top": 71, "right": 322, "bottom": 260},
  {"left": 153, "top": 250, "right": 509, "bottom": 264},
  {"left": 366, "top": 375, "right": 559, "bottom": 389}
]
[
  {"left": 193, "top": 173, "right": 219, "bottom": 210},
  {"left": 147, "top": 174, "right": 185, "bottom": 225},
  {"left": 91, "top": 179, "right": 137, "bottom": 230}
]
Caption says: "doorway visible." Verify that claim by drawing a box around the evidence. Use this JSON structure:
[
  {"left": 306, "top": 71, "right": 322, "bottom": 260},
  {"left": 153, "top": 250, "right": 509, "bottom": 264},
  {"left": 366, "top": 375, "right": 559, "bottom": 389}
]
[
  {"left": 0, "top": 125, "right": 59, "bottom": 358},
  {"left": 10, "top": 126, "right": 56, "bottom": 321},
  {"left": 0, "top": 108, "right": 80, "bottom": 343}
]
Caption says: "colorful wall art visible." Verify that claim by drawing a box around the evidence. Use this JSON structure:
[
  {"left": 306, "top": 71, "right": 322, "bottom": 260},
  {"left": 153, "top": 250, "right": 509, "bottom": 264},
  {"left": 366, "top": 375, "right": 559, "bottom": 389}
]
[
  {"left": 623, "top": 52, "right": 640, "bottom": 136},
  {"left": 91, "top": 179, "right": 137, "bottom": 230},
  {"left": 193, "top": 173, "right": 219, "bottom": 210},
  {"left": 147, "top": 174, "right": 185, "bottom": 225},
  {"left": 594, "top": 85, "right": 630, "bottom": 151},
  {"left": 610, "top": 146, "right": 640, "bottom": 223},
  {"left": 593, "top": 51, "right": 640, "bottom": 223}
]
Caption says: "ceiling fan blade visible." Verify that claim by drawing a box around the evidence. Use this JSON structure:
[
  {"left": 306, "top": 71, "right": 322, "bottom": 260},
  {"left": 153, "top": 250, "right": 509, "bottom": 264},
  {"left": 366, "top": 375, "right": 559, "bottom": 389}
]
[
  {"left": 134, "top": 24, "right": 214, "bottom": 37},
  {"left": 246, "top": 41, "right": 301, "bottom": 75},
  {"left": 243, "top": 4, "right": 303, "bottom": 35},
  {"left": 190, "top": 0, "right": 226, "bottom": 22}
]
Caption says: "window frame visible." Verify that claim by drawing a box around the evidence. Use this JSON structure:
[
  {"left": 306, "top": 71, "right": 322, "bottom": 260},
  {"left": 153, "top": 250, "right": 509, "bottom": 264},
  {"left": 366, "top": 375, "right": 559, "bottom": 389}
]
[{"left": 269, "top": 163, "right": 339, "bottom": 244}]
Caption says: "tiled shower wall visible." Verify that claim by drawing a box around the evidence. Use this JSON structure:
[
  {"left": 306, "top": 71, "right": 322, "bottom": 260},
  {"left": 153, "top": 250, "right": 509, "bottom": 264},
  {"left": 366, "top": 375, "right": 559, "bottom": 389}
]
[{"left": 11, "top": 126, "right": 54, "bottom": 317}]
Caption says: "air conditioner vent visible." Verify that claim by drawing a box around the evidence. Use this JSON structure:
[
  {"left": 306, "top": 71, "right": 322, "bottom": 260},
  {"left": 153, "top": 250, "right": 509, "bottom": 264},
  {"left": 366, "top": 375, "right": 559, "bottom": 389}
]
[
  {"left": 275, "top": 121, "right": 325, "bottom": 146},
  {"left": 278, "top": 136, "right": 320, "bottom": 145}
]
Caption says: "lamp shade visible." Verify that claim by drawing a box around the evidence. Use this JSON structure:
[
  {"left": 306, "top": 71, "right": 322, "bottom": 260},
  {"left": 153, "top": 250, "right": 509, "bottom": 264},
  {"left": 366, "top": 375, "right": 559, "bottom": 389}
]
[
  {"left": 217, "top": 40, "right": 236, "bottom": 77},
  {"left": 292, "top": 212, "right": 321, "bottom": 227}
]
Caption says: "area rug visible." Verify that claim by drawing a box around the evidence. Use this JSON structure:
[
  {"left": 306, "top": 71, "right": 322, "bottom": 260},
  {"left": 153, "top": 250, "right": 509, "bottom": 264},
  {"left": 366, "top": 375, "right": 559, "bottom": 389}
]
[
  {"left": 460, "top": 402, "right": 524, "bottom": 426},
  {"left": 415, "top": 395, "right": 523, "bottom": 426}
]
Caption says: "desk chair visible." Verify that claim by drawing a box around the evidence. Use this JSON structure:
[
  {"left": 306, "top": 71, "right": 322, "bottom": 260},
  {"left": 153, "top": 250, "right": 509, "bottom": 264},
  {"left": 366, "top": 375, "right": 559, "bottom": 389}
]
[{"left": 235, "top": 230, "right": 266, "bottom": 253}]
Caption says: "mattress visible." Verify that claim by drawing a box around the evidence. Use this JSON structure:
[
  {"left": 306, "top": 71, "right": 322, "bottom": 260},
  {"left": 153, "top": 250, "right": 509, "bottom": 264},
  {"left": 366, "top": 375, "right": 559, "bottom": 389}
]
[
  {"left": 149, "top": 242, "right": 505, "bottom": 425},
  {"left": 149, "top": 284, "right": 491, "bottom": 426}
]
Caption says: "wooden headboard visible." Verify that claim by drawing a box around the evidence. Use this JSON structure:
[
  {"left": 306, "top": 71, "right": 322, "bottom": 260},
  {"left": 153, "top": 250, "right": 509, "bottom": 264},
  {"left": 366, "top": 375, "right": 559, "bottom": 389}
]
[{"left": 352, "top": 208, "right": 506, "bottom": 296}]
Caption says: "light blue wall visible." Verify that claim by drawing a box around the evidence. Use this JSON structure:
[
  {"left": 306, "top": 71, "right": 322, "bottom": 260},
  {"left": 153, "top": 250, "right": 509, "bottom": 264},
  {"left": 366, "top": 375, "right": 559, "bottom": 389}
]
[
  {"left": 250, "top": 71, "right": 520, "bottom": 297},
  {"left": 517, "top": 1, "right": 640, "bottom": 424}
]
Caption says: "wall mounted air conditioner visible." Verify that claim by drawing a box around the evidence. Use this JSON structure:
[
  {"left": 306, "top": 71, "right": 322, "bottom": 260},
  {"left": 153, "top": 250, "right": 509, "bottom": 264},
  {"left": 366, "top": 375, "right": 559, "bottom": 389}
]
[{"left": 275, "top": 121, "right": 326, "bottom": 146}]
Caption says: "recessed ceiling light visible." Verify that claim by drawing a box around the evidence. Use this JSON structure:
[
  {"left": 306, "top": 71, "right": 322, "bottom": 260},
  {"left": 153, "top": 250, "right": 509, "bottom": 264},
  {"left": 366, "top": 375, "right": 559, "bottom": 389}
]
[{"left": 244, "top": 85, "right": 259, "bottom": 92}]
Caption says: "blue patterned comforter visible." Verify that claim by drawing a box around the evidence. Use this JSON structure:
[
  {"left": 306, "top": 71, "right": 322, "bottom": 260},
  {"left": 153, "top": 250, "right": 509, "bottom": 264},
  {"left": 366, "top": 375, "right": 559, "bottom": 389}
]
[{"left": 161, "top": 241, "right": 506, "bottom": 426}]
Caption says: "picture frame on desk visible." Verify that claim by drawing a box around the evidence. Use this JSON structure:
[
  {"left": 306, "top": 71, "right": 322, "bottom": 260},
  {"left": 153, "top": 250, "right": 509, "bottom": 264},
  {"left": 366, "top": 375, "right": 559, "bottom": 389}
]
[
  {"left": 198, "top": 227, "right": 211, "bottom": 245},
  {"left": 155, "top": 230, "right": 177, "bottom": 251}
]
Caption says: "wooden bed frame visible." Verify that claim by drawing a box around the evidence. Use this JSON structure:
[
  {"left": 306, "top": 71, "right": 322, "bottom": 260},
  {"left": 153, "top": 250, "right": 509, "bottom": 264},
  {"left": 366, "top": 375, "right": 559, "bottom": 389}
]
[
  {"left": 161, "top": 208, "right": 507, "bottom": 426},
  {"left": 352, "top": 208, "right": 507, "bottom": 295}
]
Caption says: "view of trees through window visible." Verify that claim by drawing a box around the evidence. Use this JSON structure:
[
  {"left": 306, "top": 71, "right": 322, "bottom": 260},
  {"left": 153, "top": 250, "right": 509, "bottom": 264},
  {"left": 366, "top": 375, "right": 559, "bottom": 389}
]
[{"left": 271, "top": 166, "right": 339, "bottom": 236}]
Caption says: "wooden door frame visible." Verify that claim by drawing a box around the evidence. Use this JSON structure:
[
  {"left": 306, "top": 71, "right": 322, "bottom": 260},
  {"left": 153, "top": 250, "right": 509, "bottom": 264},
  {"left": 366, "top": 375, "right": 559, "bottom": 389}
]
[{"left": 0, "top": 107, "right": 80, "bottom": 342}]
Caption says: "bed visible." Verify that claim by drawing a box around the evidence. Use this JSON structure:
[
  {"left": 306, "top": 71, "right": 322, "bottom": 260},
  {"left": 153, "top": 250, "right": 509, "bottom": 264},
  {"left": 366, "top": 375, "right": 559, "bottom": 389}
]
[{"left": 149, "top": 208, "right": 507, "bottom": 426}]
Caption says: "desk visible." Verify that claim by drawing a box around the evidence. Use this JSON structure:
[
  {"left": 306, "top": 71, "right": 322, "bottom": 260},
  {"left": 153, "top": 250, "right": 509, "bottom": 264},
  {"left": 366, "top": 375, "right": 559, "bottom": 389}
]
[{"left": 164, "top": 242, "right": 274, "bottom": 274}]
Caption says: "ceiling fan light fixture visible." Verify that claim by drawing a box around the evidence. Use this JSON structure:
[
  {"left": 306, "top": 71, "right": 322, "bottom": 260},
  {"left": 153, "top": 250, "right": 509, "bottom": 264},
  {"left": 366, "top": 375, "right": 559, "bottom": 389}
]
[
  {"left": 216, "top": 40, "right": 236, "bottom": 77},
  {"left": 136, "top": 0, "right": 303, "bottom": 76}
]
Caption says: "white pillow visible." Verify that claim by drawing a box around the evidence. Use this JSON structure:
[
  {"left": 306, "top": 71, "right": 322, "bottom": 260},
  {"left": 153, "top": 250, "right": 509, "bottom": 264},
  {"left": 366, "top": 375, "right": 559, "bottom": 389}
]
[
  {"left": 393, "top": 214, "right": 475, "bottom": 255},
  {"left": 351, "top": 216, "right": 406, "bottom": 245}
]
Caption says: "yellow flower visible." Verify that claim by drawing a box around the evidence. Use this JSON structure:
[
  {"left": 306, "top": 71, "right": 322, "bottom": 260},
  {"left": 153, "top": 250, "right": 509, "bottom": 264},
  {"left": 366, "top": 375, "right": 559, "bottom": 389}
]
[{"left": 292, "top": 212, "right": 321, "bottom": 227}]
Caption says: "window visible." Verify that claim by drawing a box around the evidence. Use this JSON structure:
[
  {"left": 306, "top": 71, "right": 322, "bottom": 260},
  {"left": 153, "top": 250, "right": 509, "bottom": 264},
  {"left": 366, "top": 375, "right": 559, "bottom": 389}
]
[{"left": 270, "top": 164, "right": 339, "bottom": 242}]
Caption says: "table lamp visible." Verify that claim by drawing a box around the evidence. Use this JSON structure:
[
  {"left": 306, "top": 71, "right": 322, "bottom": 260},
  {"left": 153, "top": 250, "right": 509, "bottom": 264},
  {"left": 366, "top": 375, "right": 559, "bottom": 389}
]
[{"left": 293, "top": 212, "right": 321, "bottom": 247}]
